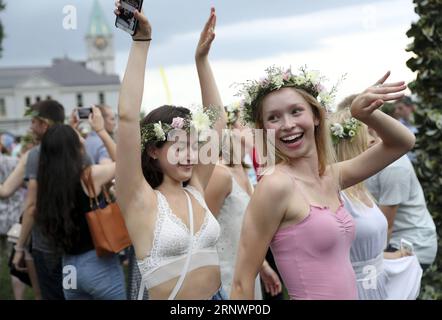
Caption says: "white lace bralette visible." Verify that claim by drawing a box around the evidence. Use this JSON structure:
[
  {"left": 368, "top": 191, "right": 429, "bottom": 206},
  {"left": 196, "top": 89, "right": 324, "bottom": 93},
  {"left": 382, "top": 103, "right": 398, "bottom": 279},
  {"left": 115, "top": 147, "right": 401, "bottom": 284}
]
[{"left": 136, "top": 185, "right": 220, "bottom": 294}]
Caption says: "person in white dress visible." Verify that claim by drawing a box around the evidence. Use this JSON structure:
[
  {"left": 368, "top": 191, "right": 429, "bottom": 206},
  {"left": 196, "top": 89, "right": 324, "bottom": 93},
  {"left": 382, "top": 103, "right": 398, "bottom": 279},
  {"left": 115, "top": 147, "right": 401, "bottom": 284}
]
[
  {"left": 205, "top": 104, "right": 282, "bottom": 299},
  {"left": 329, "top": 107, "right": 422, "bottom": 299}
]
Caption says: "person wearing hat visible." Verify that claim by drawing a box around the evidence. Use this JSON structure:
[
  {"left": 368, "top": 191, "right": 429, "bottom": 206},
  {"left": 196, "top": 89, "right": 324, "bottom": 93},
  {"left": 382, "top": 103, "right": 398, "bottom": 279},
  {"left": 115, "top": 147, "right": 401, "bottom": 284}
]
[{"left": 9, "top": 100, "right": 68, "bottom": 300}]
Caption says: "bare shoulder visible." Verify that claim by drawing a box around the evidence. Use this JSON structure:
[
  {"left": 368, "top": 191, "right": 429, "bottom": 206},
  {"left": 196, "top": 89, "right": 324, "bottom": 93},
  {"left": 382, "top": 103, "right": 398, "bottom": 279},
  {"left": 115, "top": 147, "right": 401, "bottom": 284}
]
[
  {"left": 213, "top": 164, "right": 232, "bottom": 180},
  {"left": 255, "top": 167, "right": 293, "bottom": 202}
]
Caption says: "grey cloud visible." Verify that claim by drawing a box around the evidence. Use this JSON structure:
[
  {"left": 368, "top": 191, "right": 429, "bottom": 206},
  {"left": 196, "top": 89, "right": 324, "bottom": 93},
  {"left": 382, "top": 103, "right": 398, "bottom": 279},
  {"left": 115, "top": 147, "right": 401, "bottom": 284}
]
[{"left": 0, "top": 0, "right": 400, "bottom": 68}]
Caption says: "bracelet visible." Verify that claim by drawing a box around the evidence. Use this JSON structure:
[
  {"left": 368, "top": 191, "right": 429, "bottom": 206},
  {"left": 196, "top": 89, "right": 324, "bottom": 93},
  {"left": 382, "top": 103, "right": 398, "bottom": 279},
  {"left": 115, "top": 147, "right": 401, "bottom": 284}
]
[
  {"left": 14, "top": 245, "right": 24, "bottom": 252},
  {"left": 133, "top": 38, "right": 152, "bottom": 42}
]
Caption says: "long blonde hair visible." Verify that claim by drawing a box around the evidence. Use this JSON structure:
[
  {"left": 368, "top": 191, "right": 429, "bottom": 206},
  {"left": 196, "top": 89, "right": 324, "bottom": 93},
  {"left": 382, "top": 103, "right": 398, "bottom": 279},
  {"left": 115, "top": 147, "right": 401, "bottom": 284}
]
[
  {"left": 329, "top": 107, "right": 372, "bottom": 203},
  {"left": 254, "top": 87, "right": 336, "bottom": 176}
]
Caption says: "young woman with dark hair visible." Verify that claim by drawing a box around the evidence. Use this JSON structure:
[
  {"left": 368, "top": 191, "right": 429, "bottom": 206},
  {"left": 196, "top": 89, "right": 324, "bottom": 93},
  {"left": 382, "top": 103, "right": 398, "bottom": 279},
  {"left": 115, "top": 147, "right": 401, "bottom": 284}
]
[
  {"left": 115, "top": 5, "right": 227, "bottom": 300},
  {"left": 35, "top": 110, "right": 126, "bottom": 300}
]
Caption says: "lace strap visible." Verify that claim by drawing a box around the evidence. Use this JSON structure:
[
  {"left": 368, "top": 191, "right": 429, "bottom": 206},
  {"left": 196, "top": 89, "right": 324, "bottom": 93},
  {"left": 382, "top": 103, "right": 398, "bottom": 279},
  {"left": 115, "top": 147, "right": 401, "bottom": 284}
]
[
  {"left": 168, "top": 190, "right": 194, "bottom": 300},
  {"left": 184, "top": 185, "right": 208, "bottom": 210}
]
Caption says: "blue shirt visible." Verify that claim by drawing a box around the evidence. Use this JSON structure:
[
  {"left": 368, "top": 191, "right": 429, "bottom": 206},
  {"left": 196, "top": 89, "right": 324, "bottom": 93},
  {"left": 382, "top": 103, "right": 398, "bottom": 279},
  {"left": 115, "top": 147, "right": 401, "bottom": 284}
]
[{"left": 85, "top": 131, "right": 110, "bottom": 165}]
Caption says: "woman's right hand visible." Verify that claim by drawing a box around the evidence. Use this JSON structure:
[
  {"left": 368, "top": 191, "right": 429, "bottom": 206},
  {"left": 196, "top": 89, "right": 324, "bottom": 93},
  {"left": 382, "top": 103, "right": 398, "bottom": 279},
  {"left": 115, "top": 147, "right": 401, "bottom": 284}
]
[
  {"left": 88, "top": 106, "right": 105, "bottom": 133},
  {"left": 114, "top": 1, "right": 152, "bottom": 41},
  {"left": 350, "top": 71, "right": 407, "bottom": 122}
]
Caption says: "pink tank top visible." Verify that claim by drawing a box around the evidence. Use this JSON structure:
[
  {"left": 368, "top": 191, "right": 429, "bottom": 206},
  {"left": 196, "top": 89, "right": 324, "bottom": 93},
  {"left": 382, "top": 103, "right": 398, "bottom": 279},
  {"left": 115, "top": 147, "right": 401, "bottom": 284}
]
[{"left": 270, "top": 176, "right": 357, "bottom": 300}]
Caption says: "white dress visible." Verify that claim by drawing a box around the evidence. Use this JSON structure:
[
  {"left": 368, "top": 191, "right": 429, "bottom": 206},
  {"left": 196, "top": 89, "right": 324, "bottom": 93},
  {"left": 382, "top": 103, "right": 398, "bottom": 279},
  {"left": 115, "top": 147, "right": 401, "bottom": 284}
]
[
  {"left": 342, "top": 192, "right": 422, "bottom": 300},
  {"left": 216, "top": 167, "right": 263, "bottom": 299}
]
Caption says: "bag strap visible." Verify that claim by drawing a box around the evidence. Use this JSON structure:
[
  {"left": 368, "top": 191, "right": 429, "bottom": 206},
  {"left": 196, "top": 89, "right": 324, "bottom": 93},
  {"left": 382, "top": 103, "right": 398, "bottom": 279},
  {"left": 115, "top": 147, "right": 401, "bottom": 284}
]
[
  {"left": 167, "top": 189, "right": 194, "bottom": 300},
  {"left": 81, "top": 166, "right": 100, "bottom": 209}
]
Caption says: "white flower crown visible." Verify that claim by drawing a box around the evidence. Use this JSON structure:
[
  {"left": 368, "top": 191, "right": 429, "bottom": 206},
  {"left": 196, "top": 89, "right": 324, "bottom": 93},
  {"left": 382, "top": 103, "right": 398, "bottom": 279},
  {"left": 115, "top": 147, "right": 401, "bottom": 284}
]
[
  {"left": 237, "top": 66, "right": 343, "bottom": 126},
  {"left": 140, "top": 107, "right": 218, "bottom": 152},
  {"left": 330, "top": 117, "right": 362, "bottom": 144}
]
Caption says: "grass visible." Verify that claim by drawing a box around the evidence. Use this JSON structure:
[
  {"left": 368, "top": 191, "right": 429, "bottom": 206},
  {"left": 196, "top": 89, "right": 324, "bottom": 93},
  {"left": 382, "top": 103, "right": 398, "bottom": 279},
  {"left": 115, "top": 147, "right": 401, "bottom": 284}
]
[{"left": 0, "top": 236, "right": 35, "bottom": 300}]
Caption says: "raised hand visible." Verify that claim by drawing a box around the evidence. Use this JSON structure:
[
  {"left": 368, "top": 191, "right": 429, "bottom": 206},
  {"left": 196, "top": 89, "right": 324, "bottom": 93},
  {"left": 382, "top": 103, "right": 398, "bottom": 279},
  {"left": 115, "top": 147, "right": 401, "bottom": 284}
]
[
  {"left": 88, "top": 106, "right": 105, "bottom": 133},
  {"left": 69, "top": 108, "right": 79, "bottom": 130},
  {"left": 351, "top": 71, "right": 407, "bottom": 121},
  {"left": 196, "top": 7, "right": 216, "bottom": 60},
  {"left": 114, "top": 0, "right": 152, "bottom": 41}
]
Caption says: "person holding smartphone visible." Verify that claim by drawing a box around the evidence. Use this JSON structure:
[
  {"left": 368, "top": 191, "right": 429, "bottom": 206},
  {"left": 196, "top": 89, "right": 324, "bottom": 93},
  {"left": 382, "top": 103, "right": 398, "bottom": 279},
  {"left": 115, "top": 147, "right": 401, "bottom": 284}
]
[{"left": 114, "top": 3, "right": 228, "bottom": 300}]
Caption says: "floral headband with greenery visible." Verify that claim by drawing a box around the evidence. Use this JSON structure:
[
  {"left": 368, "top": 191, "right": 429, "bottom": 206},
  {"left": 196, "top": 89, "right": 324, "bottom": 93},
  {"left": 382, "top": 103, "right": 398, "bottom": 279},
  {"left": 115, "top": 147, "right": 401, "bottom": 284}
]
[
  {"left": 237, "top": 66, "right": 342, "bottom": 126},
  {"left": 330, "top": 117, "right": 362, "bottom": 145},
  {"left": 225, "top": 102, "right": 241, "bottom": 128},
  {"left": 140, "top": 107, "right": 219, "bottom": 152}
]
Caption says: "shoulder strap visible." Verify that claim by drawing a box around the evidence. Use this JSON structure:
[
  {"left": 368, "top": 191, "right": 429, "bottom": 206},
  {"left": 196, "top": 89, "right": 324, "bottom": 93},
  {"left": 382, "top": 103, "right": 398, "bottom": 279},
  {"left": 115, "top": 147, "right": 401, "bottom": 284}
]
[
  {"left": 81, "top": 166, "right": 99, "bottom": 208},
  {"left": 277, "top": 167, "right": 311, "bottom": 204},
  {"left": 184, "top": 185, "right": 208, "bottom": 210},
  {"left": 167, "top": 190, "right": 194, "bottom": 300}
]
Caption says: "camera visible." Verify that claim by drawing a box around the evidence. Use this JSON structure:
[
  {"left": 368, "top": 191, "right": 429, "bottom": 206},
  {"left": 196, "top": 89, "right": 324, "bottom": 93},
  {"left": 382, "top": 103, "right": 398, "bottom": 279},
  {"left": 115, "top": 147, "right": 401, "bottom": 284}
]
[{"left": 77, "top": 107, "right": 92, "bottom": 120}]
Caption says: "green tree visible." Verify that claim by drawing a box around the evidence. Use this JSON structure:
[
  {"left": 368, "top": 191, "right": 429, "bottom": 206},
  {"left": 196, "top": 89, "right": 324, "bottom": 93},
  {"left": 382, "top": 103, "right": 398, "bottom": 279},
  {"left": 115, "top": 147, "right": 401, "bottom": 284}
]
[
  {"left": 406, "top": 0, "right": 442, "bottom": 299},
  {"left": 0, "top": 0, "right": 5, "bottom": 57}
]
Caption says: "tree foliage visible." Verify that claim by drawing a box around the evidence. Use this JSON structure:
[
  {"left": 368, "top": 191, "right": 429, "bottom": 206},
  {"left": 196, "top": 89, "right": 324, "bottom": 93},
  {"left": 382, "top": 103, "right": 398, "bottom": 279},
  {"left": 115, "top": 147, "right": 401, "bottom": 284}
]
[
  {"left": 406, "top": 0, "right": 442, "bottom": 299},
  {"left": 0, "top": 0, "right": 5, "bottom": 57}
]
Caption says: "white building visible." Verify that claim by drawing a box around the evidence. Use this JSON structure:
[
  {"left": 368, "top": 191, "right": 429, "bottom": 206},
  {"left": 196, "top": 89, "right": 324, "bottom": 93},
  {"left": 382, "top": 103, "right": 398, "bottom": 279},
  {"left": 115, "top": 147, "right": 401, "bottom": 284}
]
[{"left": 0, "top": 0, "right": 120, "bottom": 135}]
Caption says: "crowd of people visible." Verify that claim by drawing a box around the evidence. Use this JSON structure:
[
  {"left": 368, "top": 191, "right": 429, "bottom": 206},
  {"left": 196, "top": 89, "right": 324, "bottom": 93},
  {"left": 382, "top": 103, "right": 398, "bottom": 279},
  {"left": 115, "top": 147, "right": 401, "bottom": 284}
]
[{"left": 0, "top": 4, "right": 437, "bottom": 300}]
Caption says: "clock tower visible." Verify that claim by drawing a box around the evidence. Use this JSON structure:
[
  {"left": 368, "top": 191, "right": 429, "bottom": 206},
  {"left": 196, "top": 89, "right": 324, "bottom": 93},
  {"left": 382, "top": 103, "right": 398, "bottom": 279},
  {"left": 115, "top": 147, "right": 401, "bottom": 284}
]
[{"left": 86, "top": 0, "right": 115, "bottom": 75}]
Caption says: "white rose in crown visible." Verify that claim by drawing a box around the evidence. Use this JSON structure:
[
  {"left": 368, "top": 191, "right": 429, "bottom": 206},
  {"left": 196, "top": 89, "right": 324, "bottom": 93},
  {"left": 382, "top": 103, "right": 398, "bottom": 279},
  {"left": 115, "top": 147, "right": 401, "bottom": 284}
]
[
  {"left": 191, "top": 111, "right": 211, "bottom": 132},
  {"left": 153, "top": 122, "right": 166, "bottom": 141},
  {"left": 331, "top": 123, "right": 344, "bottom": 138}
]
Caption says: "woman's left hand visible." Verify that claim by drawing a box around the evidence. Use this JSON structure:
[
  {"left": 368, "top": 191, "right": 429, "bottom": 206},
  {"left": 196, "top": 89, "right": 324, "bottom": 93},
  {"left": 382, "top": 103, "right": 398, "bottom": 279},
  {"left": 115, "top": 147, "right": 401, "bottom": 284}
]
[
  {"left": 195, "top": 7, "right": 216, "bottom": 60},
  {"left": 350, "top": 71, "right": 407, "bottom": 122}
]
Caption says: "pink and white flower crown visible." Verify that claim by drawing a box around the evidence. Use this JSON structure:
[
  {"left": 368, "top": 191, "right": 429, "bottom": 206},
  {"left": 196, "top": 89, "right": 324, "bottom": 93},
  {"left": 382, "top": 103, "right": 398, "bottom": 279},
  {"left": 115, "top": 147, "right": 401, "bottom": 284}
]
[{"left": 237, "top": 66, "right": 342, "bottom": 126}]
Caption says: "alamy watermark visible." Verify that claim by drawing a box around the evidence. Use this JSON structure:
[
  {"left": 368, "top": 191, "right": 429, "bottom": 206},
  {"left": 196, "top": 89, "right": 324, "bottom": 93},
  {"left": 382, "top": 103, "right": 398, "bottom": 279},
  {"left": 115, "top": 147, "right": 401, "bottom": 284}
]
[
  {"left": 63, "top": 5, "right": 77, "bottom": 30},
  {"left": 164, "top": 128, "right": 276, "bottom": 176}
]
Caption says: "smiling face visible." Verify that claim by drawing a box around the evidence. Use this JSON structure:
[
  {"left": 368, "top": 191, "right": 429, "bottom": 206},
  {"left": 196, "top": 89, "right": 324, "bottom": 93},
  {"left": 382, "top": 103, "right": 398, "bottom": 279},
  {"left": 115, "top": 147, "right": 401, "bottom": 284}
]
[
  {"left": 151, "top": 133, "right": 199, "bottom": 184},
  {"left": 260, "top": 87, "right": 320, "bottom": 161}
]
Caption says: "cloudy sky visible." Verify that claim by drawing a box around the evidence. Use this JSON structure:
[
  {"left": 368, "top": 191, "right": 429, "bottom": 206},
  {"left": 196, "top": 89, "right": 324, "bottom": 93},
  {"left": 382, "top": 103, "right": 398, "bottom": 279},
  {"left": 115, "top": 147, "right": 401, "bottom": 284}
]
[{"left": 0, "top": 0, "right": 418, "bottom": 112}]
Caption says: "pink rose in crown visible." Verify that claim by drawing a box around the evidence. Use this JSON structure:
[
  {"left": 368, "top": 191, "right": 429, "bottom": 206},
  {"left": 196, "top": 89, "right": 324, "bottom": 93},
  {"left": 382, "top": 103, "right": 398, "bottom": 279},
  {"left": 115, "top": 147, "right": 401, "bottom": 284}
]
[
  {"left": 259, "top": 77, "right": 270, "bottom": 87},
  {"left": 171, "top": 117, "right": 185, "bottom": 129},
  {"left": 283, "top": 71, "right": 291, "bottom": 81}
]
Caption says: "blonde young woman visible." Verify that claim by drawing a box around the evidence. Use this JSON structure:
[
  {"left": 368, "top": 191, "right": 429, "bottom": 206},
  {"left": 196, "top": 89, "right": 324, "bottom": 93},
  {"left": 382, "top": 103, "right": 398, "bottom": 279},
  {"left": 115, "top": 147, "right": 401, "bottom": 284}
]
[
  {"left": 230, "top": 68, "right": 415, "bottom": 300},
  {"left": 114, "top": 5, "right": 228, "bottom": 300},
  {"left": 204, "top": 105, "right": 282, "bottom": 299},
  {"left": 329, "top": 106, "right": 422, "bottom": 300}
]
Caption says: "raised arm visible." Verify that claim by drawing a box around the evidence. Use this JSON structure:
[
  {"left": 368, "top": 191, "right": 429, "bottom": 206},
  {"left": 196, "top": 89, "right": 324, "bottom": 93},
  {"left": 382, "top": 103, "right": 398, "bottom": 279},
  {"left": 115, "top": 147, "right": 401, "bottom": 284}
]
[
  {"left": 89, "top": 106, "right": 116, "bottom": 161},
  {"left": 204, "top": 165, "right": 232, "bottom": 217},
  {"left": 192, "top": 8, "right": 227, "bottom": 191},
  {"left": 0, "top": 151, "right": 28, "bottom": 198},
  {"left": 114, "top": 5, "right": 155, "bottom": 216},
  {"left": 231, "top": 173, "right": 290, "bottom": 299},
  {"left": 334, "top": 72, "right": 415, "bottom": 189}
]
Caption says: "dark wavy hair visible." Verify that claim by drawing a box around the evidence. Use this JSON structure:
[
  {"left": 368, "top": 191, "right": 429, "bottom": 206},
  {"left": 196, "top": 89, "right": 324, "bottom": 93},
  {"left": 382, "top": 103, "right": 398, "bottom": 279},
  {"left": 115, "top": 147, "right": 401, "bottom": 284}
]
[
  {"left": 35, "top": 124, "right": 85, "bottom": 252},
  {"left": 141, "top": 105, "right": 191, "bottom": 188}
]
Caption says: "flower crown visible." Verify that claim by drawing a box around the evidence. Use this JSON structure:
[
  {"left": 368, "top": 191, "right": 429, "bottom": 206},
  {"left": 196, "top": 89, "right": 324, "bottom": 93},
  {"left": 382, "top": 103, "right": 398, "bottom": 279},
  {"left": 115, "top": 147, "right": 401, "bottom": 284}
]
[
  {"left": 330, "top": 117, "right": 362, "bottom": 145},
  {"left": 225, "top": 102, "right": 241, "bottom": 128},
  {"left": 140, "top": 107, "right": 219, "bottom": 152},
  {"left": 237, "top": 66, "right": 341, "bottom": 126}
]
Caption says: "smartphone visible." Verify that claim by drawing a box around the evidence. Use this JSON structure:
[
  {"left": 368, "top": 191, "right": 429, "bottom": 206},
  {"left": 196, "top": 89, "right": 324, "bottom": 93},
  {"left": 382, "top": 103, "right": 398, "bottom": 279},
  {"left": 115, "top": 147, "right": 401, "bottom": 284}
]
[
  {"left": 400, "top": 238, "right": 414, "bottom": 256},
  {"left": 77, "top": 107, "right": 92, "bottom": 120},
  {"left": 115, "top": 0, "right": 144, "bottom": 36}
]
